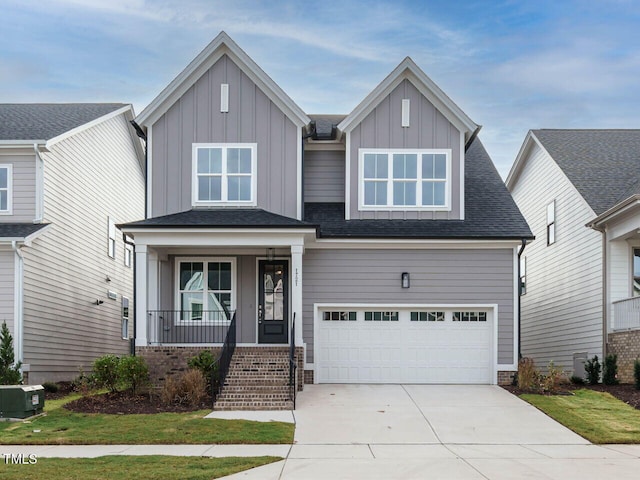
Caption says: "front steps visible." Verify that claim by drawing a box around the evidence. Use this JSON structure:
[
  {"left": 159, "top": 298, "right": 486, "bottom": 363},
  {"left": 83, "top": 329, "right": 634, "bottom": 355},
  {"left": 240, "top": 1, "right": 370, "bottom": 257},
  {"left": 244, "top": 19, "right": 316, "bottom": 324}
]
[{"left": 213, "top": 347, "right": 294, "bottom": 410}]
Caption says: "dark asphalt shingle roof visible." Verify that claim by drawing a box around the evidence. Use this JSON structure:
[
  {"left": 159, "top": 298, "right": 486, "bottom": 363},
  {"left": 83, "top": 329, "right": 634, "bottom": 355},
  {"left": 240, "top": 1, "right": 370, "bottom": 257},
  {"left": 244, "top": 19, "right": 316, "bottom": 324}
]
[
  {"left": 120, "top": 208, "right": 314, "bottom": 229},
  {"left": 533, "top": 129, "right": 640, "bottom": 215},
  {"left": 304, "top": 138, "right": 533, "bottom": 239},
  {"left": 0, "top": 223, "right": 48, "bottom": 239},
  {"left": 0, "top": 104, "right": 126, "bottom": 141},
  {"left": 308, "top": 114, "right": 346, "bottom": 139}
]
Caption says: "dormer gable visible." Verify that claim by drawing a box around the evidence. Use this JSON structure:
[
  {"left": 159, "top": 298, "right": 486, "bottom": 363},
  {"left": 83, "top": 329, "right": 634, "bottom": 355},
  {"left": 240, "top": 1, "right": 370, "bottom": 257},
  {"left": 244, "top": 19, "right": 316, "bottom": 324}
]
[{"left": 340, "top": 58, "right": 479, "bottom": 220}]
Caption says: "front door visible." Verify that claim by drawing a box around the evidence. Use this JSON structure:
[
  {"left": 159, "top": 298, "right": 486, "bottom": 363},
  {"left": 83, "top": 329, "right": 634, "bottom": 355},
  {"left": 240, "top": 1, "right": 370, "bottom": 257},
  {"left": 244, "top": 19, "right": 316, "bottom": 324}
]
[{"left": 258, "top": 260, "right": 288, "bottom": 343}]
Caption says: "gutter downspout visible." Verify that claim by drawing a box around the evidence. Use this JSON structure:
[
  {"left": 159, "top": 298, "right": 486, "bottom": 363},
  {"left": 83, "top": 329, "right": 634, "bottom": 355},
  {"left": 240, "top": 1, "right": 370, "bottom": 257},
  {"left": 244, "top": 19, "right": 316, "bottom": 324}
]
[
  {"left": 589, "top": 222, "right": 608, "bottom": 360},
  {"left": 123, "top": 234, "right": 137, "bottom": 355},
  {"left": 517, "top": 238, "right": 527, "bottom": 360},
  {"left": 11, "top": 241, "right": 24, "bottom": 370}
]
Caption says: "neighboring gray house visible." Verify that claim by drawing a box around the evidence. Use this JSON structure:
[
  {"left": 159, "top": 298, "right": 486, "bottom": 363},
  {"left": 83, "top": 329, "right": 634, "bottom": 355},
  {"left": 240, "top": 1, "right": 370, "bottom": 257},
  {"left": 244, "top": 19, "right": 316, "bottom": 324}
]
[
  {"left": 0, "top": 104, "right": 145, "bottom": 384},
  {"left": 121, "top": 32, "right": 532, "bottom": 409},
  {"left": 506, "top": 130, "right": 640, "bottom": 380}
]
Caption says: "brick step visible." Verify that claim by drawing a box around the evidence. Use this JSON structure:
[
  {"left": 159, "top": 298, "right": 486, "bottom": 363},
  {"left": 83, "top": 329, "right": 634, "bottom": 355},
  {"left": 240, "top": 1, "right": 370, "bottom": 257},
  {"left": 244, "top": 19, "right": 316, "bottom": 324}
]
[
  {"left": 222, "top": 382, "right": 289, "bottom": 388},
  {"left": 217, "top": 394, "right": 292, "bottom": 402},
  {"left": 213, "top": 401, "right": 293, "bottom": 411}
]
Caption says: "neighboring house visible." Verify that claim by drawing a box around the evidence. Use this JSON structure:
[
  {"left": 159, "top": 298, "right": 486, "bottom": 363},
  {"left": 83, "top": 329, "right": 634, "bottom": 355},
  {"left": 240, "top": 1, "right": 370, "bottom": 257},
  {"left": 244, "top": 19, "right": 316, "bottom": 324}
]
[
  {"left": 0, "top": 104, "right": 145, "bottom": 384},
  {"left": 506, "top": 129, "right": 640, "bottom": 380},
  {"left": 121, "top": 32, "right": 532, "bottom": 409}
]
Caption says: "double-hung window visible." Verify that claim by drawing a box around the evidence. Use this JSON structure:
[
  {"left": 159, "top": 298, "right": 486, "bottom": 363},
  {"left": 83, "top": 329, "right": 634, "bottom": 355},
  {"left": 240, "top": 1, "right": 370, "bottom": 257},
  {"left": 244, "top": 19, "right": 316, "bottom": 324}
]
[
  {"left": 0, "top": 165, "right": 12, "bottom": 214},
  {"left": 176, "top": 257, "right": 235, "bottom": 324},
  {"left": 360, "top": 149, "right": 450, "bottom": 210},
  {"left": 192, "top": 144, "right": 257, "bottom": 206}
]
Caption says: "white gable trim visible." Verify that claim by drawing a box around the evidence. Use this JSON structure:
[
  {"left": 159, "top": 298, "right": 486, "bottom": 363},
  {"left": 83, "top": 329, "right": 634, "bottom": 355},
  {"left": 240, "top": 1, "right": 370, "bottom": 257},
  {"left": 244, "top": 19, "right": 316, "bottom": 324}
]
[
  {"left": 137, "top": 32, "right": 310, "bottom": 128},
  {"left": 337, "top": 57, "right": 478, "bottom": 139}
]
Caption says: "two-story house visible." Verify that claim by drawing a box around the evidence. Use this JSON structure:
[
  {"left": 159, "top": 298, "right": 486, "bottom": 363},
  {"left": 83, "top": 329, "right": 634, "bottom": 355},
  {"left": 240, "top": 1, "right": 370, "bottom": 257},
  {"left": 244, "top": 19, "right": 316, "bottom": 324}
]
[
  {"left": 121, "top": 32, "right": 532, "bottom": 409},
  {"left": 0, "top": 104, "right": 145, "bottom": 384},
  {"left": 507, "top": 129, "right": 640, "bottom": 381}
]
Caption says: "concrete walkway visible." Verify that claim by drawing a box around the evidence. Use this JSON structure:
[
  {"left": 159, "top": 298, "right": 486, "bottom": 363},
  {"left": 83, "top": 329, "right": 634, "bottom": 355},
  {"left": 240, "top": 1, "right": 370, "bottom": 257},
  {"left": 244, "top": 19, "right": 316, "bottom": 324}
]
[{"left": 4, "top": 385, "right": 640, "bottom": 479}]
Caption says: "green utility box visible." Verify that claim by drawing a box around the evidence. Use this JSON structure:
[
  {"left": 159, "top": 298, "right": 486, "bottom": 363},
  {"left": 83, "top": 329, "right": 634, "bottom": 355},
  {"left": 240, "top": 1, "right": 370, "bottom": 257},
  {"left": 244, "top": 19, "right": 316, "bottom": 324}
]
[{"left": 0, "top": 385, "right": 45, "bottom": 419}]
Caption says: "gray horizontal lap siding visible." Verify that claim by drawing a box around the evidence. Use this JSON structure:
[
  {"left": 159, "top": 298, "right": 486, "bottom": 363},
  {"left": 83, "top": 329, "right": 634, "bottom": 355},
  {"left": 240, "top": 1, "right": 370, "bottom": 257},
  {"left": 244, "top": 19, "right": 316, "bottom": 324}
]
[
  {"left": 348, "top": 79, "right": 462, "bottom": 220},
  {"left": 302, "top": 248, "right": 515, "bottom": 364},
  {"left": 151, "top": 54, "right": 299, "bottom": 219},
  {"left": 0, "top": 154, "right": 36, "bottom": 222},
  {"left": 304, "top": 150, "right": 345, "bottom": 203},
  {"left": 0, "top": 250, "right": 14, "bottom": 332}
]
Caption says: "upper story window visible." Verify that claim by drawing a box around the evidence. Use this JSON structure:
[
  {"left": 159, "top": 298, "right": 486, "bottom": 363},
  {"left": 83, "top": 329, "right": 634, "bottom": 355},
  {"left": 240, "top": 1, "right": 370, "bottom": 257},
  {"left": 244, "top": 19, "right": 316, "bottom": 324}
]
[
  {"left": 192, "top": 144, "right": 257, "bottom": 207},
  {"left": 546, "top": 200, "right": 556, "bottom": 245},
  {"left": 358, "top": 149, "right": 451, "bottom": 210},
  {"left": 0, "top": 164, "right": 12, "bottom": 214},
  {"left": 108, "top": 217, "right": 116, "bottom": 259}
]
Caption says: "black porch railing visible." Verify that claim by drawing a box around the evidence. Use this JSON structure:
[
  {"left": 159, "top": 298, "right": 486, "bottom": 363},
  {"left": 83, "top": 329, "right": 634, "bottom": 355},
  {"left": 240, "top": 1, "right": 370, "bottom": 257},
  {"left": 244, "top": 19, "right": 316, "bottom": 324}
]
[
  {"left": 211, "top": 312, "right": 236, "bottom": 403},
  {"left": 289, "top": 313, "right": 297, "bottom": 409},
  {"left": 147, "top": 310, "right": 235, "bottom": 344}
]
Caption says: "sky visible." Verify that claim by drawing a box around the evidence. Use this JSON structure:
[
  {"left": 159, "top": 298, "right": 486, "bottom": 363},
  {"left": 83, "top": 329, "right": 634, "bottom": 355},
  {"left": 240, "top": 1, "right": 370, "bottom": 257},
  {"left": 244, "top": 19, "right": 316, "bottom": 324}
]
[{"left": 1, "top": 0, "right": 639, "bottom": 178}]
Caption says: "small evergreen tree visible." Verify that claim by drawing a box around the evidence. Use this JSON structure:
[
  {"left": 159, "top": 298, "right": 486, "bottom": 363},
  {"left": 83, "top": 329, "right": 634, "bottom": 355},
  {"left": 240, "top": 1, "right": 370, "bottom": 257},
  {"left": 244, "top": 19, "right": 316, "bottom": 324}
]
[
  {"left": 0, "top": 321, "right": 22, "bottom": 385},
  {"left": 634, "top": 359, "right": 640, "bottom": 390},
  {"left": 603, "top": 354, "right": 619, "bottom": 385},
  {"left": 585, "top": 355, "right": 601, "bottom": 385}
]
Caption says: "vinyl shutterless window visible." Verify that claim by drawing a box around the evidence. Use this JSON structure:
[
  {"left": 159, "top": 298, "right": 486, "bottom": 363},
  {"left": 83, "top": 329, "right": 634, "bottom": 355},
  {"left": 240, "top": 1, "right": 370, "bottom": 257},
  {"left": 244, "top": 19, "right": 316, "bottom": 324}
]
[
  {"left": 108, "top": 217, "right": 116, "bottom": 258},
  {"left": 0, "top": 164, "right": 12, "bottom": 214},
  {"left": 122, "top": 297, "right": 130, "bottom": 340},
  {"left": 547, "top": 200, "right": 556, "bottom": 245},
  {"left": 176, "top": 258, "right": 235, "bottom": 324},
  {"left": 360, "top": 150, "right": 450, "bottom": 209},
  {"left": 633, "top": 248, "right": 640, "bottom": 297},
  {"left": 192, "top": 144, "right": 256, "bottom": 206}
]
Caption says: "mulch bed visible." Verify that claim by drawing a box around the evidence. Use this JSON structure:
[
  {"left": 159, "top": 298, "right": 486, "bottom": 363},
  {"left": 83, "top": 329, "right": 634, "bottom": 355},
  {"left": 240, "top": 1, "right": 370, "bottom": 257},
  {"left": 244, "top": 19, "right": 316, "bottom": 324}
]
[
  {"left": 62, "top": 391, "right": 214, "bottom": 414},
  {"left": 503, "top": 383, "right": 640, "bottom": 410}
]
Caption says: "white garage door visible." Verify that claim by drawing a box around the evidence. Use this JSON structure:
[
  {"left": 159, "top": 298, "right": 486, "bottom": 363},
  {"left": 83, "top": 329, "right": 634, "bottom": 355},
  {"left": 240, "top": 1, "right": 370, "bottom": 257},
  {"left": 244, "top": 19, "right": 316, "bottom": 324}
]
[{"left": 316, "top": 308, "right": 494, "bottom": 384}]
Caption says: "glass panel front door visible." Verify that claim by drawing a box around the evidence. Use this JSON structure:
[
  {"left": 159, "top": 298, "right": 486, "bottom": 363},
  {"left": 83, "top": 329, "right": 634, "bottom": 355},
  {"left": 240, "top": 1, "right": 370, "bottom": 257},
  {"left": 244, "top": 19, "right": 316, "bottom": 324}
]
[{"left": 258, "top": 260, "right": 288, "bottom": 343}]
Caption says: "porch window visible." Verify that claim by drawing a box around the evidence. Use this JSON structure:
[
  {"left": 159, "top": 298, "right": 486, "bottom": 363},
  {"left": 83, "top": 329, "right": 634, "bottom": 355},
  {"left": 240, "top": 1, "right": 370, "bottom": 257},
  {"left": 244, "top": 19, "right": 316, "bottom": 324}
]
[
  {"left": 192, "top": 144, "right": 257, "bottom": 206},
  {"left": 634, "top": 248, "right": 640, "bottom": 297},
  {"left": 176, "top": 257, "right": 235, "bottom": 324},
  {"left": 0, "top": 164, "right": 11, "bottom": 214}
]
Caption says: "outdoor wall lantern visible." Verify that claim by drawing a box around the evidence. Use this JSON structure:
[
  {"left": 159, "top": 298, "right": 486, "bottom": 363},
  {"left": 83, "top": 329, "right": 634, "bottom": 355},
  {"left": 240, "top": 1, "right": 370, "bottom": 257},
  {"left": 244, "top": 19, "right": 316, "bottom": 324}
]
[{"left": 401, "top": 272, "right": 410, "bottom": 288}]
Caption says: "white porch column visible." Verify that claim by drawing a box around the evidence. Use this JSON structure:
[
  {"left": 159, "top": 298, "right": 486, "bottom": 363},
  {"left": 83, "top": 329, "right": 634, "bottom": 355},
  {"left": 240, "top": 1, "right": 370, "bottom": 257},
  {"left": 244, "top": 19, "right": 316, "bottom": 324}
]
[
  {"left": 291, "top": 244, "right": 304, "bottom": 346},
  {"left": 135, "top": 244, "right": 148, "bottom": 346}
]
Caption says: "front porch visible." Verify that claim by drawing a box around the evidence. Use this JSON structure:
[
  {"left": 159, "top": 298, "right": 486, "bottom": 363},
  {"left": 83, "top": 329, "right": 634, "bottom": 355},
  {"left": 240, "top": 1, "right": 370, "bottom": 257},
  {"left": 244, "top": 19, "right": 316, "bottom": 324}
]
[{"left": 120, "top": 215, "right": 316, "bottom": 409}]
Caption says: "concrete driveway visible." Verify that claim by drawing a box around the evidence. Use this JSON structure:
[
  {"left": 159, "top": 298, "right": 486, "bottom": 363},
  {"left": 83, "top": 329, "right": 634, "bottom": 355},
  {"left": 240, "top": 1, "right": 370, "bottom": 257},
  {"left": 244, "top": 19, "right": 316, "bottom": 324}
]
[{"left": 224, "top": 384, "right": 640, "bottom": 479}]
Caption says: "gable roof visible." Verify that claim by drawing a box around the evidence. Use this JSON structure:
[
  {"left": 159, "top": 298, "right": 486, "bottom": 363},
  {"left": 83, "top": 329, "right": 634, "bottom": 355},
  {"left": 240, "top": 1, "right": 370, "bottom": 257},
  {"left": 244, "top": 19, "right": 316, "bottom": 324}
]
[
  {"left": 337, "top": 57, "right": 479, "bottom": 142},
  {"left": 508, "top": 129, "right": 640, "bottom": 215},
  {"left": 304, "top": 137, "right": 532, "bottom": 240},
  {"left": 0, "top": 104, "right": 126, "bottom": 142},
  {"left": 137, "top": 32, "right": 310, "bottom": 128},
  {"left": 0, "top": 223, "right": 49, "bottom": 243}
]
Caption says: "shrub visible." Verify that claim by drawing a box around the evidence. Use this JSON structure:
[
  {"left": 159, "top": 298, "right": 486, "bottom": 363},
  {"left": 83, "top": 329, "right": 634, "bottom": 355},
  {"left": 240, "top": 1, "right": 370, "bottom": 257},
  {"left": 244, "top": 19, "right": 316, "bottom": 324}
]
[
  {"left": 72, "top": 367, "right": 96, "bottom": 395},
  {"left": 93, "top": 354, "right": 121, "bottom": 392},
  {"left": 570, "top": 375, "right": 585, "bottom": 385},
  {"left": 541, "top": 361, "right": 564, "bottom": 394},
  {"left": 517, "top": 357, "right": 540, "bottom": 392},
  {"left": 634, "top": 359, "right": 640, "bottom": 390},
  {"left": 187, "top": 350, "right": 217, "bottom": 384},
  {"left": 603, "top": 354, "right": 619, "bottom": 385},
  {"left": 585, "top": 355, "right": 601, "bottom": 385},
  {"left": 117, "top": 356, "right": 149, "bottom": 395},
  {"left": 0, "top": 321, "right": 22, "bottom": 385},
  {"left": 161, "top": 369, "right": 208, "bottom": 407},
  {"left": 42, "top": 381, "right": 59, "bottom": 393}
]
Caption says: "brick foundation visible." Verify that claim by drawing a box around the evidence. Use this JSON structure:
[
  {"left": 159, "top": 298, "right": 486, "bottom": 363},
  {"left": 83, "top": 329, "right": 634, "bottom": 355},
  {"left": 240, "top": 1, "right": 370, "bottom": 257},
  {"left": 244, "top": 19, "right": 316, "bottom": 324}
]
[
  {"left": 304, "top": 369, "right": 314, "bottom": 384},
  {"left": 497, "top": 370, "right": 516, "bottom": 386},
  {"left": 136, "top": 346, "right": 221, "bottom": 388},
  {"left": 607, "top": 330, "right": 640, "bottom": 383}
]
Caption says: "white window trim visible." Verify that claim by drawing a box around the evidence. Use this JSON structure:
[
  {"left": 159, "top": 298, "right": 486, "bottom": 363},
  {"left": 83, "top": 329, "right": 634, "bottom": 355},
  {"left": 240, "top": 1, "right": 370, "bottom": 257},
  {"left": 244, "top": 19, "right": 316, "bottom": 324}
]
[
  {"left": 124, "top": 243, "right": 133, "bottom": 268},
  {"left": 191, "top": 143, "right": 257, "bottom": 207},
  {"left": 0, "top": 164, "right": 12, "bottom": 215},
  {"left": 122, "top": 297, "right": 130, "bottom": 340},
  {"left": 174, "top": 257, "right": 237, "bottom": 325},
  {"left": 357, "top": 148, "right": 452, "bottom": 211},
  {"left": 108, "top": 217, "right": 116, "bottom": 259},
  {"left": 546, "top": 200, "right": 556, "bottom": 245}
]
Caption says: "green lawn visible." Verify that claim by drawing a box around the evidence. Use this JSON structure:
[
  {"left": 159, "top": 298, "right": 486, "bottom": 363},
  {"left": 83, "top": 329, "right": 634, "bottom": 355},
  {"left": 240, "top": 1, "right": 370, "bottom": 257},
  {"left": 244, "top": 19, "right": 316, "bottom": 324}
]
[
  {"left": 0, "top": 456, "right": 282, "bottom": 480},
  {"left": 521, "top": 389, "right": 640, "bottom": 444},
  {"left": 0, "top": 394, "right": 294, "bottom": 445}
]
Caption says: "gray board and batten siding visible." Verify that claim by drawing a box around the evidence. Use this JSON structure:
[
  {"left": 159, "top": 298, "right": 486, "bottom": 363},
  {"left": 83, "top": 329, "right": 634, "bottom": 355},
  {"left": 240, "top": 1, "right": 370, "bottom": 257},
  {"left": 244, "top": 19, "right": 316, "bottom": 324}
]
[
  {"left": 302, "top": 248, "right": 515, "bottom": 364},
  {"left": 348, "top": 79, "right": 463, "bottom": 220},
  {"left": 150, "top": 54, "right": 299, "bottom": 219},
  {"left": 0, "top": 153, "right": 36, "bottom": 222}
]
